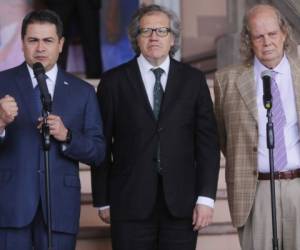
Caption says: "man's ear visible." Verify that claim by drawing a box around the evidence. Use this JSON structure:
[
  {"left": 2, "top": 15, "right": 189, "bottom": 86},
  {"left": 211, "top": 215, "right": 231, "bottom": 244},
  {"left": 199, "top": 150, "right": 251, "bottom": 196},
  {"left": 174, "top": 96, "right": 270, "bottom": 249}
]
[{"left": 59, "top": 37, "right": 65, "bottom": 53}]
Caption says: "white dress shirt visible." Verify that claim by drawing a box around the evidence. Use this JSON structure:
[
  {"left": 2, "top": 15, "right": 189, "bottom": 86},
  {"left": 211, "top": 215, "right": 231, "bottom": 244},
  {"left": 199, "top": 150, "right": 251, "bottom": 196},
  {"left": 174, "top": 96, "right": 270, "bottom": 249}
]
[
  {"left": 255, "top": 55, "right": 300, "bottom": 172},
  {"left": 137, "top": 54, "right": 169, "bottom": 107},
  {"left": 27, "top": 63, "right": 57, "bottom": 98}
]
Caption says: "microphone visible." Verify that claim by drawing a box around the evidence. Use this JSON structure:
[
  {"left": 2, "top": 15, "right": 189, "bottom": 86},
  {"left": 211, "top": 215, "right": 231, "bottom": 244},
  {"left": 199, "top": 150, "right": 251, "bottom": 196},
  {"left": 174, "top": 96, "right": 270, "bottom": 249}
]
[
  {"left": 261, "top": 70, "right": 272, "bottom": 109},
  {"left": 33, "top": 62, "right": 52, "bottom": 112}
]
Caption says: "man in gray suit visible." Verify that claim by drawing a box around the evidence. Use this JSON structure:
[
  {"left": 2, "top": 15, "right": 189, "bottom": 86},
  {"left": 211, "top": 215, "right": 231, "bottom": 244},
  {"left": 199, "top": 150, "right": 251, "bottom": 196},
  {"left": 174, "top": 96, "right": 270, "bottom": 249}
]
[{"left": 214, "top": 4, "right": 300, "bottom": 249}]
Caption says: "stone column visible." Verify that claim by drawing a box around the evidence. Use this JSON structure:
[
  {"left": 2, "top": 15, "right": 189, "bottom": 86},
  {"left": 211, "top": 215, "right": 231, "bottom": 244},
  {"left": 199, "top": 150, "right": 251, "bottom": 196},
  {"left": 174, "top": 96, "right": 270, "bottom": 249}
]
[
  {"left": 272, "top": 0, "right": 300, "bottom": 41},
  {"left": 154, "top": 0, "right": 181, "bottom": 60},
  {"left": 216, "top": 0, "right": 248, "bottom": 68},
  {"left": 154, "top": 0, "right": 180, "bottom": 16},
  {"left": 217, "top": 0, "right": 300, "bottom": 69}
]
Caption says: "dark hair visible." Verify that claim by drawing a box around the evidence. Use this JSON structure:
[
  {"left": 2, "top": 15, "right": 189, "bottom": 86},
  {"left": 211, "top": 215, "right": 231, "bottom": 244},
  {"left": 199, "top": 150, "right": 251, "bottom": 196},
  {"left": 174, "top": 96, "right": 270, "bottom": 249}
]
[
  {"left": 128, "top": 4, "right": 181, "bottom": 57},
  {"left": 240, "top": 4, "right": 296, "bottom": 64},
  {"left": 21, "top": 9, "right": 63, "bottom": 40}
]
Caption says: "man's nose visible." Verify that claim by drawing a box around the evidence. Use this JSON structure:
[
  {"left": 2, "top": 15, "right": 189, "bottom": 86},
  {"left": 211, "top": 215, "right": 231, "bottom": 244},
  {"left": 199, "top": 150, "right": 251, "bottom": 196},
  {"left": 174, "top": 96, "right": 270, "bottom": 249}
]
[
  {"left": 37, "top": 41, "right": 45, "bottom": 51},
  {"left": 263, "top": 35, "right": 271, "bottom": 46}
]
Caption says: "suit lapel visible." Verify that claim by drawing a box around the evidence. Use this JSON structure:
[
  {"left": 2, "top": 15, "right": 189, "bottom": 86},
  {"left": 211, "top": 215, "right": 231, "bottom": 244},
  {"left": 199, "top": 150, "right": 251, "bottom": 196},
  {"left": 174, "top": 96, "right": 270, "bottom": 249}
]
[
  {"left": 15, "top": 63, "right": 40, "bottom": 122},
  {"left": 160, "top": 59, "right": 183, "bottom": 121},
  {"left": 289, "top": 57, "right": 300, "bottom": 126},
  {"left": 126, "top": 59, "right": 156, "bottom": 120},
  {"left": 52, "top": 68, "right": 69, "bottom": 116},
  {"left": 235, "top": 65, "right": 258, "bottom": 122},
  {"left": 125, "top": 58, "right": 183, "bottom": 122}
]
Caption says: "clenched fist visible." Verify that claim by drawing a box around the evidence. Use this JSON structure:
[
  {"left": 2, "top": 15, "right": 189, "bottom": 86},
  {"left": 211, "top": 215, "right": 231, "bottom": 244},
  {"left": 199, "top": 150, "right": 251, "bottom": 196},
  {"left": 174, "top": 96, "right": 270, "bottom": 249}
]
[{"left": 0, "top": 95, "right": 18, "bottom": 132}]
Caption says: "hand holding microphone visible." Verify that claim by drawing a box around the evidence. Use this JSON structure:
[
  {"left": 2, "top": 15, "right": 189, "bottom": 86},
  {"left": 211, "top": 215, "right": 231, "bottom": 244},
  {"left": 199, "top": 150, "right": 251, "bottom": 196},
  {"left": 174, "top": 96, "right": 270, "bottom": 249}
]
[
  {"left": 33, "top": 62, "right": 52, "bottom": 113},
  {"left": 37, "top": 114, "right": 68, "bottom": 142},
  {"left": 33, "top": 63, "right": 69, "bottom": 142}
]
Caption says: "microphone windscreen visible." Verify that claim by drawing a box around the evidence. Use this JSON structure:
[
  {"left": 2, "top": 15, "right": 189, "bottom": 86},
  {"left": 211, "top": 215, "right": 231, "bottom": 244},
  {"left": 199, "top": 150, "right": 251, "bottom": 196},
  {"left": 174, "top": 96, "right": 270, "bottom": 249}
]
[
  {"left": 261, "top": 69, "right": 272, "bottom": 79},
  {"left": 33, "top": 62, "right": 45, "bottom": 77}
]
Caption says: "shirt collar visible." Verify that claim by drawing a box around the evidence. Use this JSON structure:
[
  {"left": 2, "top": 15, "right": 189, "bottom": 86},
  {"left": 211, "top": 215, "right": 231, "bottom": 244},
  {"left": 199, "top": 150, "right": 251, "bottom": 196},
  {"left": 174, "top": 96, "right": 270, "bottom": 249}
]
[
  {"left": 254, "top": 54, "right": 289, "bottom": 76},
  {"left": 26, "top": 63, "right": 58, "bottom": 87},
  {"left": 137, "top": 54, "right": 170, "bottom": 75},
  {"left": 272, "top": 54, "right": 289, "bottom": 75}
]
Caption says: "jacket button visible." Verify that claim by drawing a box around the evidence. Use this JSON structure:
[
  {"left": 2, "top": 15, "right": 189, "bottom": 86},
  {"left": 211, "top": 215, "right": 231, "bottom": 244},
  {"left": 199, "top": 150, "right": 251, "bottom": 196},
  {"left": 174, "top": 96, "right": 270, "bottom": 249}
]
[
  {"left": 157, "top": 127, "right": 163, "bottom": 132},
  {"left": 253, "top": 146, "right": 257, "bottom": 152}
]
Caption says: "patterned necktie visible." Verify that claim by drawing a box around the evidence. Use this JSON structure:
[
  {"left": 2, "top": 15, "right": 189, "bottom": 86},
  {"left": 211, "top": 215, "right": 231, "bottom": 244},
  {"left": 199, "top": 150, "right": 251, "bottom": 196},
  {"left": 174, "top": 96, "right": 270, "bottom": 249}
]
[
  {"left": 151, "top": 68, "right": 164, "bottom": 120},
  {"left": 271, "top": 71, "right": 287, "bottom": 171},
  {"left": 151, "top": 68, "right": 164, "bottom": 173}
]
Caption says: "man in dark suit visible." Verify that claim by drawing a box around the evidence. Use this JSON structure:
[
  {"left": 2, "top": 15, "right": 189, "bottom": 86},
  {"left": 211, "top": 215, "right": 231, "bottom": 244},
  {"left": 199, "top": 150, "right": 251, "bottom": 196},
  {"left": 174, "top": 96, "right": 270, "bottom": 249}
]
[
  {"left": 45, "top": 0, "right": 102, "bottom": 78},
  {"left": 0, "top": 10, "right": 105, "bottom": 249},
  {"left": 91, "top": 4, "right": 220, "bottom": 250}
]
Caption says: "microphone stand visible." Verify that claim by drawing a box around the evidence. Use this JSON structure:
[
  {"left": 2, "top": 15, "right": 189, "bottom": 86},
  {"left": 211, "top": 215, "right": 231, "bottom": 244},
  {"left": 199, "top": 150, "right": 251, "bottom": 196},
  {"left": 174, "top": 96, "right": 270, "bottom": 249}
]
[
  {"left": 264, "top": 102, "right": 279, "bottom": 250},
  {"left": 41, "top": 96, "right": 53, "bottom": 250}
]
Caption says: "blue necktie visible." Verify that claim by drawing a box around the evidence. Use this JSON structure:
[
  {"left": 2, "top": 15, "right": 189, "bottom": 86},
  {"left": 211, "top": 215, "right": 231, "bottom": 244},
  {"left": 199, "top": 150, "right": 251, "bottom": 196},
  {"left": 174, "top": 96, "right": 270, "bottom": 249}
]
[{"left": 33, "top": 85, "right": 42, "bottom": 115}]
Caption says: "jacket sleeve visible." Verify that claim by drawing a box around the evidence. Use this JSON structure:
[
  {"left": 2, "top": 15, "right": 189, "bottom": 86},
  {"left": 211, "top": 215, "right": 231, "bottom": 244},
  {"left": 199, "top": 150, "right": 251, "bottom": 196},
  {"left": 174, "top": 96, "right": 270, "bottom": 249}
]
[
  {"left": 195, "top": 71, "right": 220, "bottom": 200},
  {"left": 213, "top": 72, "right": 227, "bottom": 156},
  {"left": 91, "top": 75, "right": 114, "bottom": 207},
  {"left": 61, "top": 85, "right": 106, "bottom": 167}
]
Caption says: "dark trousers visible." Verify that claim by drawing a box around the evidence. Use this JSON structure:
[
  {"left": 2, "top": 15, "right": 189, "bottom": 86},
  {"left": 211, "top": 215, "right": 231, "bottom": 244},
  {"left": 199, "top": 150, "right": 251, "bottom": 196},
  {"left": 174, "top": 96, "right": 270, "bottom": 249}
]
[
  {"left": 111, "top": 177, "right": 197, "bottom": 250},
  {"left": 0, "top": 203, "right": 76, "bottom": 250},
  {"left": 46, "top": 0, "right": 103, "bottom": 78}
]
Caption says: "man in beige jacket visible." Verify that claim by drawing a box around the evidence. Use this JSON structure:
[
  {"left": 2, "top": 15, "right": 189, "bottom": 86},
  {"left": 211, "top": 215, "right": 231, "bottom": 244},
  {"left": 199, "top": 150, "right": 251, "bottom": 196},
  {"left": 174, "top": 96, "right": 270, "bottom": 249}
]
[{"left": 214, "top": 4, "right": 300, "bottom": 250}]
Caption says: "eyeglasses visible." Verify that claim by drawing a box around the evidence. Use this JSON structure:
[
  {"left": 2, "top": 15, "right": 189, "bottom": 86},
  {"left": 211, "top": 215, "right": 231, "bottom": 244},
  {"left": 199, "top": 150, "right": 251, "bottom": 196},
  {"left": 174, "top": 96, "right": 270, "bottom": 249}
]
[{"left": 138, "top": 27, "right": 171, "bottom": 37}]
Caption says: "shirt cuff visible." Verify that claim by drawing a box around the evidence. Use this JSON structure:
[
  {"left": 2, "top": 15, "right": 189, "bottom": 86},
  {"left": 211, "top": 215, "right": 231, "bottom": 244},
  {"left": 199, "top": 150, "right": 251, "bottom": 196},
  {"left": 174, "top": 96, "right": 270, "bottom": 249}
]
[
  {"left": 196, "top": 196, "right": 215, "bottom": 208},
  {"left": 0, "top": 129, "right": 5, "bottom": 138},
  {"left": 61, "top": 143, "right": 68, "bottom": 151},
  {"left": 98, "top": 205, "right": 110, "bottom": 211}
]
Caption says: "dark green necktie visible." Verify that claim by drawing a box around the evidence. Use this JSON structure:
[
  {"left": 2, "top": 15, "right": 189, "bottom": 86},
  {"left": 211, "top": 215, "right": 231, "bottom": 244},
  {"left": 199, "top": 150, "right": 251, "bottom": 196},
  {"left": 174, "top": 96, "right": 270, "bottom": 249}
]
[
  {"left": 151, "top": 68, "right": 164, "bottom": 173},
  {"left": 151, "top": 68, "right": 164, "bottom": 120}
]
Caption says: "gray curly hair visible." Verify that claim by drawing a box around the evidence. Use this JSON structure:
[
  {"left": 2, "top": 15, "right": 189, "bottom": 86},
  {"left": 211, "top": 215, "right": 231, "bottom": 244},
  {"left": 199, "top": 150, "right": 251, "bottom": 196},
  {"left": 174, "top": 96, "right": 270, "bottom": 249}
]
[
  {"left": 240, "top": 4, "right": 295, "bottom": 64},
  {"left": 128, "top": 4, "right": 181, "bottom": 57}
]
